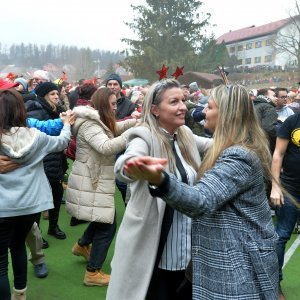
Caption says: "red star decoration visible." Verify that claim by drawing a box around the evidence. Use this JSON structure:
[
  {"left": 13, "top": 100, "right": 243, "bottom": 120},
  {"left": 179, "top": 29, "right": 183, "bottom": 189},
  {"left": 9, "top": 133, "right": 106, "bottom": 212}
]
[
  {"left": 171, "top": 66, "right": 184, "bottom": 80},
  {"left": 6, "top": 72, "right": 17, "bottom": 81},
  {"left": 156, "top": 64, "right": 169, "bottom": 80}
]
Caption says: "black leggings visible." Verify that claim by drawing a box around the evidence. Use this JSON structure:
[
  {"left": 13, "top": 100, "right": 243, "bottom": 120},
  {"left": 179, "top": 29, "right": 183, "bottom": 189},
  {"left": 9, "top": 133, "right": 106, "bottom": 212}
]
[{"left": 0, "top": 213, "right": 38, "bottom": 300}]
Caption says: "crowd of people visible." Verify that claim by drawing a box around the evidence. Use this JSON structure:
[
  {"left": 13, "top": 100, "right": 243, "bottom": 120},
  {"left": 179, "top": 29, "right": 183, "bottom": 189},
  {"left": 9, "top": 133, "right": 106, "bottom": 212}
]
[{"left": 0, "top": 70, "right": 299, "bottom": 300}]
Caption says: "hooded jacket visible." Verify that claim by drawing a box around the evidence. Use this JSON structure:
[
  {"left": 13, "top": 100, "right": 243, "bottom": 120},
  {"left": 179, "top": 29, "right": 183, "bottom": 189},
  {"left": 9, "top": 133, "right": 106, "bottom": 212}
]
[
  {"left": 66, "top": 106, "right": 136, "bottom": 223},
  {"left": 0, "top": 125, "right": 70, "bottom": 217}
]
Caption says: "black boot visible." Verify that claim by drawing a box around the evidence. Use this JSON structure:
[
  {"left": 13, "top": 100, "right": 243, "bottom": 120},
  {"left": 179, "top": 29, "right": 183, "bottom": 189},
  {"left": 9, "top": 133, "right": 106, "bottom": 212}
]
[
  {"left": 48, "top": 225, "right": 66, "bottom": 239},
  {"left": 48, "top": 180, "right": 66, "bottom": 239}
]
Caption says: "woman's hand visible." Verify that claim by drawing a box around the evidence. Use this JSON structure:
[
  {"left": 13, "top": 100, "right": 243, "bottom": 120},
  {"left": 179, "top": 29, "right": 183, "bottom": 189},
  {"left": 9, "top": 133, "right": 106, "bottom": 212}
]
[
  {"left": 131, "top": 110, "right": 141, "bottom": 119},
  {"left": 60, "top": 110, "right": 76, "bottom": 125},
  {"left": 0, "top": 155, "right": 21, "bottom": 173},
  {"left": 125, "top": 156, "right": 168, "bottom": 185},
  {"left": 270, "top": 184, "right": 284, "bottom": 206}
]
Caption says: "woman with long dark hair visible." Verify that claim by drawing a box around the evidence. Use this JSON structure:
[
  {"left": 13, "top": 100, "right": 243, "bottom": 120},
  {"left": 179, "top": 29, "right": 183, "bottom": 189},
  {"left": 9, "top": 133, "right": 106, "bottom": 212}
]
[
  {"left": 66, "top": 87, "right": 137, "bottom": 287},
  {"left": 0, "top": 89, "right": 71, "bottom": 300}
]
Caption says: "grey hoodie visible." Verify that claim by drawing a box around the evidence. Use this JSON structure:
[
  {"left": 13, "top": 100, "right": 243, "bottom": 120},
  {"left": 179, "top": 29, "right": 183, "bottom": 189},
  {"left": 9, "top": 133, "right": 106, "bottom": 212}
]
[{"left": 0, "top": 125, "right": 70, "bottom": 217}]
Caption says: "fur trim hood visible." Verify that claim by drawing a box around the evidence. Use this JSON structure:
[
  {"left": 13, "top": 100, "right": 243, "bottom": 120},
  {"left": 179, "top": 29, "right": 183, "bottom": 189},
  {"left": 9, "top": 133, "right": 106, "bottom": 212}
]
[{"left": 72, "top": 105, "right": 109, "bottom": 136}]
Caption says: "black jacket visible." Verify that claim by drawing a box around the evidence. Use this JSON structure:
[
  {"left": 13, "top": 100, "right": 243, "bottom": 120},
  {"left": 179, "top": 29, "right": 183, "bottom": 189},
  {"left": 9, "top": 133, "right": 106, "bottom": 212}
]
[
  {"left": 253, "top": 95, "right": 278, "bottom": 154},
  {"left": 116, "top": 94, "right": 135, "bottom": 120},
  {"left": 25, "top": 96, "right": 66, "bottom": 181}
]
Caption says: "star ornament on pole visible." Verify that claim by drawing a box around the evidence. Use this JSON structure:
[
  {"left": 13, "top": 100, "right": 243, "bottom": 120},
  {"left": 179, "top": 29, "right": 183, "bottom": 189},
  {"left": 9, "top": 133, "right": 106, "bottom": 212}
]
[
  {"left": 156, "top": 64, "right": 169, "bottom": 80},
  {"left": 171, "top": 66, "right": 184, "bottom": 80}
]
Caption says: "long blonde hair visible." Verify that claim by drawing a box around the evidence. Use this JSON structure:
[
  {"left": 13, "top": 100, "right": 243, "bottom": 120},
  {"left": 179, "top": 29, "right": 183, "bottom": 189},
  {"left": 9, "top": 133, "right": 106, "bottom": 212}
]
[
  {"left": 198, "top": 85, "right": 272, "bottom": 179},
  {"left": 142, "top": 79, "right": 198, "bottom": 172}
]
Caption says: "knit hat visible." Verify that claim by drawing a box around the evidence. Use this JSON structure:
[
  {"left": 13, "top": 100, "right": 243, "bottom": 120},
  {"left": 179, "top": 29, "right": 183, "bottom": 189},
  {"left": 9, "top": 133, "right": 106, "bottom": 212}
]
[
  {"left": 14, "top": 78, "right": 28, "bottom": 92},
  {"left": 189, "top": 82, "right": 200, "bottom": 93},
  {"left": 35, "top": 82, "right": 58, "bottom": 97},
  {"left": 106, "top": 73, "right": 122, "bottom": 88},
  {"left": 33, "top": 70, "right": 50, "bottom": 81}
]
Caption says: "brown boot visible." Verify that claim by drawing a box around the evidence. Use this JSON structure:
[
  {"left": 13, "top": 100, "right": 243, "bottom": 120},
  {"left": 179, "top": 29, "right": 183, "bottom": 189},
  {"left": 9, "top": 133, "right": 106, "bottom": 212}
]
[
  {"left": 11, "top": 287, "right": 27, "bottom": 300},
  {"left": 72, "top": 242, "right": 91, "bottom": 261},
  {"left": 278, "top": 284, "right": 286, "bottom": 300},
  {"left": 83, "top": 270, "right": 110, "bottom": 286}
]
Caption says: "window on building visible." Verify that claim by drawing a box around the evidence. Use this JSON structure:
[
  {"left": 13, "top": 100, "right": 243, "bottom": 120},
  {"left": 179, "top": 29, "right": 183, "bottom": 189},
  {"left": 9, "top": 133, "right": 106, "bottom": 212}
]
[
  {"left": 238, "top": 59, "right": 243, "bottom": 65},
  {"left": 254, "top": 57, "right": 261, "bottom": 63},
  {"left": 265, "top": 55, "right": 272, "bottom": 63},
  {"left": 246, "top": 43, "right": 252, "bottom": 50},
  {"left": 255, "top": 41, "right": 262, "bottom": 48},
  {"left": 245, "top": 58, "right": 252, "bottom": 64},
  {"left": 229, "top": 46, "right": 235, "bottom": 53},
  {"left": 266, "top": 39, "right": 272, "bottom": 46},
  {"left": 237, "top": 45, "right": 244, "bottom": 51}
]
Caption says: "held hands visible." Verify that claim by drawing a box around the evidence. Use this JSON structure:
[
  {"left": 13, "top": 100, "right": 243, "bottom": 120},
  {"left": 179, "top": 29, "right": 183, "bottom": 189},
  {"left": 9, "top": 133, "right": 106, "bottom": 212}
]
[
  {"left": 60, "top": 110, "right": 76, "bottom": 125},
  {"left": 0, "top": 155, "right": 21, "bottom": 173},
  {"left": 270, "top": 184, "right": 284, "bottom": 206},
  {"left": 124, "top": 156, "right": 168, "bottom": 185},
  {"left": 131, "top": 110, "right": 141, "bottom": 119}
]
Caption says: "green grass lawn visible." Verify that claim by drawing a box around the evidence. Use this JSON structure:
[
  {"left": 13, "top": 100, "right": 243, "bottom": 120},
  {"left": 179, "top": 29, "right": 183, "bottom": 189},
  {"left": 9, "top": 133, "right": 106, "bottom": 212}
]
[{"left": 8, "top": 190, "right": 300, "bottom": 299}]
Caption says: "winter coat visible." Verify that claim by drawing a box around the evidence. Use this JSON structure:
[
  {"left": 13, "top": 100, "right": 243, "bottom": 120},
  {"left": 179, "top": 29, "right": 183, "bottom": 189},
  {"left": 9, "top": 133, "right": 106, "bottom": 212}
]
[
  {"left": 66, "top": 105, "right": 136, "bottom": 223},
  {"left": 116, "top": 93, "right": 135, "bottom": 120},
  {"left": 0, "top": 125, "right": 71, "bottom": 218},
  {"left": 152, "top": 146, "right": 279, "bottom": 299},
  {"left": 25, "top": 96, "right": 66, "bottom": 181},
  {"left": 27, "top": 118, "right": 63, "bottom": 136},
  {"left": 253, "top": 95, "right": 278, "bottom": 153},
  {"left": 106, "top": 126, "right": 212, "bottom": 300}
]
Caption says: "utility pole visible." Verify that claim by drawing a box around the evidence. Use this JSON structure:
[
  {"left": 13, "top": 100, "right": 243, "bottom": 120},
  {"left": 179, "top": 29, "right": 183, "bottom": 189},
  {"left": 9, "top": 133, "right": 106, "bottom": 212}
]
[{"left": 94, "top": 59, "right": 100, "bottom": 77}]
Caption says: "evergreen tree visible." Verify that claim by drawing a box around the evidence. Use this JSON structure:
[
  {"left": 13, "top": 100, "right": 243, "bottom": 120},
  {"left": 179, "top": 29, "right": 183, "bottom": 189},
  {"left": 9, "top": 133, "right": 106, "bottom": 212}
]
[{"left": 123, "top": 0, "right": 211, "bottom": 81}]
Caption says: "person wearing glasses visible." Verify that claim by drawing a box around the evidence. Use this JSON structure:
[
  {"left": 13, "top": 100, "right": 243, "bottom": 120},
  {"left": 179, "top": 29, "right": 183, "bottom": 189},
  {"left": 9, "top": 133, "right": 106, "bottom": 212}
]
[
  {"left": 275, "top": 88, "right": 294, "bottom": 122},
  {"left": 119, "top": 85, "right": 279, "bottom": 300}
]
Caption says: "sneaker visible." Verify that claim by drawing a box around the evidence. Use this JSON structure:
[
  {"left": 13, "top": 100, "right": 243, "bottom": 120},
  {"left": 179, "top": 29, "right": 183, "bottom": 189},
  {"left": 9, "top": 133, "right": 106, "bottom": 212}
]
[
  {"left": 72, "top": 242, "right": 91, "bottom": 261},
  {"left": 11, "top": 287, "right": 27, "bottom": 300},
  {"left": 83, "top": 270, "right": 110, "bottom": 286},
  {"left": 34, "top": 262, "right": 48, "bottom": 278}
]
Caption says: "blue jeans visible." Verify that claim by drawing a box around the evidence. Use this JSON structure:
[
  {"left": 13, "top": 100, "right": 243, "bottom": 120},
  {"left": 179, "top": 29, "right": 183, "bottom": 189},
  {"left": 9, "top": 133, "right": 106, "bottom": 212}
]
[
  {"left": 275, "top": 193, "right": 300, "bottom": 281},
  {"left": 0, "top": 214, "right": 37, "bottom": 300},
  {"left": 79, "top": 215, "right": 116, "bottom": 271}
]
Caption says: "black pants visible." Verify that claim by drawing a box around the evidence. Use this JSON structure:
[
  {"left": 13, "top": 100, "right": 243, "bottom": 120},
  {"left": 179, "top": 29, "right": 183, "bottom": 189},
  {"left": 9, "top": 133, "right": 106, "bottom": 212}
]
[
  {"left": 0, "top": 214, "right": 38, "bottom": 300},
  {"left": 146, "top": 267, "right": 192, "bottom": 300},
  {"left": 79, "top": 215, "right": 116, "bottom": 270}
]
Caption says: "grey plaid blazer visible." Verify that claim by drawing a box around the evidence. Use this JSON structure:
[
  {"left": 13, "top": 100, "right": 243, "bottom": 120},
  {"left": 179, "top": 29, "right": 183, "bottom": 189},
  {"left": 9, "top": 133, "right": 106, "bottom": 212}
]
[{"left": 161, "top": 146, "right": 279, "bottom": 300}]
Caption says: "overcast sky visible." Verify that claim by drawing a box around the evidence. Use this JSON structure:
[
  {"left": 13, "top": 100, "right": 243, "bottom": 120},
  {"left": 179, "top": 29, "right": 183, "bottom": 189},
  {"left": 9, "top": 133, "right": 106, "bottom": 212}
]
[{"left": 0, "top": 0, "right": 297, "bottom": 52}]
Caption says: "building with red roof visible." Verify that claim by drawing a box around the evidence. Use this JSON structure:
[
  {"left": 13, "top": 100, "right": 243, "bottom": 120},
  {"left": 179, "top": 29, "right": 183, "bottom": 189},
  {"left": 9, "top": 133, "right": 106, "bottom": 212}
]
[{"left": 216, "top": 18, "right": 296, "bottom": 69}]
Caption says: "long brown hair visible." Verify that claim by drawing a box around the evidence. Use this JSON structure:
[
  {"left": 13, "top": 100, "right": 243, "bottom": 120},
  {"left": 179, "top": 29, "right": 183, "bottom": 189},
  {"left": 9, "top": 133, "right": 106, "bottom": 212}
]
[
  {"left": 91, "top": 87, "right": 117, "bottom": 136},
  {"left": 0, "top": 89, "right": 27, "bottom": 143}
]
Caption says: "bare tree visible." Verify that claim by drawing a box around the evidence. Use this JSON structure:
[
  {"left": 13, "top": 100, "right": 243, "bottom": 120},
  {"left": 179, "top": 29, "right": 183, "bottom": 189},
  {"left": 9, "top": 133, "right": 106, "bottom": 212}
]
[{"left": 272, "top": 0, "right": 300, "bottom": 70}]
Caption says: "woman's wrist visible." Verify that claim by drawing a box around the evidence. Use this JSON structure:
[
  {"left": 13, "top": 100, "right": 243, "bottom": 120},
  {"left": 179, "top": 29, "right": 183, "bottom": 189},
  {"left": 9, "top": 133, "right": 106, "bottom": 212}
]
[{"left": 149, "top": 172, "right": 165, "bottom": 186}]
